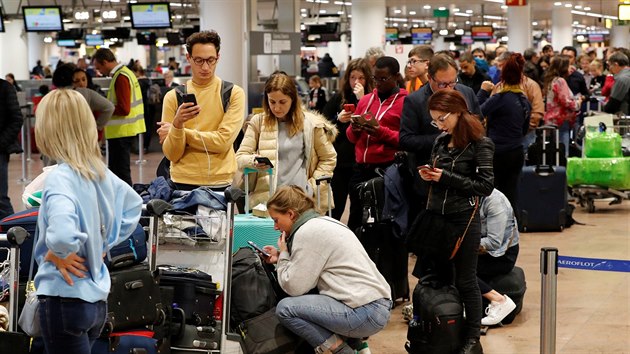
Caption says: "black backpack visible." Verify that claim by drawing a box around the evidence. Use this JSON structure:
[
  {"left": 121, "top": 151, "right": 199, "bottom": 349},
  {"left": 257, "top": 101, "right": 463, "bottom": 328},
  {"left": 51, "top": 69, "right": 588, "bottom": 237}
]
[
  {"left": 229, "top": 247, "right": 281, "bottom": 330},
  {"left": 405, "top": 275, "right": 463, "bottom": 354}
]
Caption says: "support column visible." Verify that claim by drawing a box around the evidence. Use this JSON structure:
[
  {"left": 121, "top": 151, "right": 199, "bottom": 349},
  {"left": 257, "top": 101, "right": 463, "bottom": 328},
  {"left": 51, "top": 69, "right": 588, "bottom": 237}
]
[
  {"left": 0, "top": 21, "right": 30, "bottom": 80},
  {"left": 276, "top": 0, "right": 300, "bottom": 76},
  {"left": 610, "top": 25, "right": 630, "bottom": 49},
  {"left": 199, "top": 0, "right": 248, "bottom": 91},
  {"left": 351, "top": 0, "right": 386, "bottom": 59},
  {"left": 507, "top": 5, "right": 532, "bottom": 53},
  {"left": 551, "top": 5, "right": 573, "bottom": 51}
]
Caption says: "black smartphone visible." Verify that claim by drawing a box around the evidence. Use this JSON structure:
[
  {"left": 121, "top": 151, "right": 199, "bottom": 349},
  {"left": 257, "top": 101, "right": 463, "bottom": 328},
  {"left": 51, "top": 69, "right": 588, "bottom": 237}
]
[
  {"left": 247, "top": 241, "right": 271, "bottom": 257},
  {"left": 254, "top": 156, "right": 274, "bottom": 168},
  {"left": 183, "top": 93, "right": 197, "bottom": 106}
]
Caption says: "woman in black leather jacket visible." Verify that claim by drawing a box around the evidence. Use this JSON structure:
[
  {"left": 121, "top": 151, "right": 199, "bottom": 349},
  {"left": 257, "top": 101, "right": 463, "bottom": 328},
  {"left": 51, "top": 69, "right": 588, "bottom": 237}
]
[{"left": 418, "top": 89, "right": 494, "bottom": 354}]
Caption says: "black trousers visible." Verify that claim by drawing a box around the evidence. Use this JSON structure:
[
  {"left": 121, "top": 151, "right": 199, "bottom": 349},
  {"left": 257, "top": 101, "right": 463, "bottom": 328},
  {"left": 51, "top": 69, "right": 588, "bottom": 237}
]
[
  {"left": 477, "top": 244, "right": 519, "bottom": 294},
  {"left": 493, "top": 147, "right": 524, "bottom": 214},
  {"left": 330, "top": 165, "right": 353, "bottom": 221},
  {"left": 107, "top": 136, "right": 134, "bottom": 186}
]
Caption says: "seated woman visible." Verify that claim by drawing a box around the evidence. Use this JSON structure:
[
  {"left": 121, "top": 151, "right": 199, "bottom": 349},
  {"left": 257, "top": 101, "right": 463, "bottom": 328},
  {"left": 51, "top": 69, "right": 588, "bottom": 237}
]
[
  {"left": 477, "top": 188, "right": 519, "bottom": 326},
  {"left": 263, "top": 186, "right": 392, "bottom": 354},
  {"left": 235, "top": 71, "right": 337, "bottom": 211}
]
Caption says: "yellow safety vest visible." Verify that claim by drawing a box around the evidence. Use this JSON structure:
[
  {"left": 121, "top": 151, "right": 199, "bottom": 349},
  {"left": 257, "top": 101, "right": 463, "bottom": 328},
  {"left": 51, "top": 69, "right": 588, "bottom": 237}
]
[{"left": 105, "top": 65, "right": 146, "bottom": 139}]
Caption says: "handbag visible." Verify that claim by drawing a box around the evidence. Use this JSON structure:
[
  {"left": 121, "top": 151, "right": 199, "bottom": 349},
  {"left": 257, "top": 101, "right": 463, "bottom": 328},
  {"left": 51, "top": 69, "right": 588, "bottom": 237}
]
[{"left": 18, "top": 229, "right": 40, "bottom": 337}]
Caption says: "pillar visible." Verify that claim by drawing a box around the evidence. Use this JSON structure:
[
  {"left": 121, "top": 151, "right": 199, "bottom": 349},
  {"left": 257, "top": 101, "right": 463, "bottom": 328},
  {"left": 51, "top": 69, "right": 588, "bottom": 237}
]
[
  {"left": 199, "top": 0, "right": 248, "bottom": 90},
  {"left": 276, "top": 0, "right": 300, "bottom": 76},
  {"left": 609, "top": 25, "right": 630, "bottom": 49},
  {"left": 551, "top": 5, "right": 573, "bottom": 51},
  {"left": 0, "top": 21, "right": 30, "bottom": 80},
  {"left": 507, "top": 4, "right": 532, "bottom": 53},
  {"left": 351, "top": 0, "right": 386, "bottom": 59}
]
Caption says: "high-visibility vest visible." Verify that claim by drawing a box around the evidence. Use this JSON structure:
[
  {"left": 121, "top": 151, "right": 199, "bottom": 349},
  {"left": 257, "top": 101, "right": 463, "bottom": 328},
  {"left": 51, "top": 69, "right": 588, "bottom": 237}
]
[{"left": 105, "top": 65, "right": 146, "bottom": 139}]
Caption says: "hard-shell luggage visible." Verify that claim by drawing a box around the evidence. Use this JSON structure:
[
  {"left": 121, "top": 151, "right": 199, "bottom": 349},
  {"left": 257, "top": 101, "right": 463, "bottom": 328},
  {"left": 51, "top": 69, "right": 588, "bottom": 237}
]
[
  {"left": 158, "top": 265, "right": 219, "bottom": 326},
  {"left": 405, "top": 275, "right": 463, "bottom": 354},
  {"left": 519, "top": 126, "right": 567, "bottom": 232},
  {"left": 0, "top": 209, "right": 38, "bottom": 279},
  {"left": 105, "top": 224, "right": 147, "bottom": 270},
  {"left": 484, "top": 266, "right": 526, "bottom": 325},
  {"left": 91, "top": 330, "right": 160, "bottom": 354},
  {"left": 0, "top": 227, "right": 31, "bottom": 354},
  {"left": 104, "top": 264, "right": 165, "bottom": 335}
]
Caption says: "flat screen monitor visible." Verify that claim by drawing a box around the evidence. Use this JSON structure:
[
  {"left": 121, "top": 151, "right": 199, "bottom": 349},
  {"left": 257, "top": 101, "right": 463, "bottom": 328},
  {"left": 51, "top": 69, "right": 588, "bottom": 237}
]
[
  {"left": 411, "top": 27, "right": 432, "bottom": 44},
  {"left": 588, "top": 33, "right": 604, "bottom": 43},
  {"left": 129, "top": 3, "right": 172, "bottom": 29},
  {"left": 85, "top": 34, "right": 104, "bottom": 46},
  {"left": 0, "top": 8, "right": 5, "bottom": 33},
  {"left": 385, "top": 27, "right": 399, "bottom": 41},
  {"left": 136, "top": 32, "right": 157, "bottom": 45},
  {"left": 461, "top": 35, "right": 474, "bottom": 45},
  {"left": 57, "top": 39, "right": 78, "bottom": 48},
  {"left": 102, "top": 28, "right": 130, "bottom": 40},
  {"left": 471, "top": 26, "right": 493, "bottom": 41},
  {"left": 23, "top": 6, "right": 64, "bottom": 32},
  {"left": 166, "top": 32, "right": 183, "bottom": 46}
]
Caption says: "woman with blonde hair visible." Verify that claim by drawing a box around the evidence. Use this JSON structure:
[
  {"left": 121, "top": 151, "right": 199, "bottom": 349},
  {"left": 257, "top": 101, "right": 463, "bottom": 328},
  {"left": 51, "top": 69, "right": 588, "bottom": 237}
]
[
  {"left": 263, "top": 185, "right": 391, "bottom": 354},
  {"left": 236, "top": 71, "right": 337, "bottom": 210},
  {"left": 33, "top": 89, "right": 142, "bottom": 354}
]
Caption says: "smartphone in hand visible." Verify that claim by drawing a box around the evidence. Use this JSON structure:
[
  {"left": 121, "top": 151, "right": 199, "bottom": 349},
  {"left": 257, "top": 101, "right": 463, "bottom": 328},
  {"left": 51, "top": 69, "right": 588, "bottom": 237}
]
[
  {"left": 418, "top": 164, "right": 434, "bottom": 171},
  {"left": 254, "top": 156, "right": 274, "bottom": 168},
  {"left": 343, "top": 104, "right": 355, "bottom": 113},
  {"left": 183, "top": 93, "right": 198, "bottom": 106},
  {"left": 247, "top": 240, "right": 271, "bottom": 258}
]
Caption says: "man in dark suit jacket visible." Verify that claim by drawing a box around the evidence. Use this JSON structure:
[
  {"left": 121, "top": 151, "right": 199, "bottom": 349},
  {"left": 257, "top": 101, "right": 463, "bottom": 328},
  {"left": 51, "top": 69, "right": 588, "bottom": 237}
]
[{"left": 0, "top": 79, "right": 24, "bottom": 219}]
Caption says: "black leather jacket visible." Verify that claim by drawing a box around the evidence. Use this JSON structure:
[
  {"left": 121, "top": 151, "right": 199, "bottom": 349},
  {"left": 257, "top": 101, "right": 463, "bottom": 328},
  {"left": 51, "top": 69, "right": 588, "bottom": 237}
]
[{"left": 427, "top": 133, "right": 494, "bottom": 215}]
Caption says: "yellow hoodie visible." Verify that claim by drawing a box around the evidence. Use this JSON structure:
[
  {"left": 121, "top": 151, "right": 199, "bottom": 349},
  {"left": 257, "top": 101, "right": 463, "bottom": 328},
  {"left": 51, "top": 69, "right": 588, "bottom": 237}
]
[{"left": 162, "top": 76, "right": 245, "bottom": 186}]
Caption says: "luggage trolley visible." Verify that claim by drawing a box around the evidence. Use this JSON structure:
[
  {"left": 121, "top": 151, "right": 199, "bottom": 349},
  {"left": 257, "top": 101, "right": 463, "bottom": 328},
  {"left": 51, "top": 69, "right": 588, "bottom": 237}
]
[{"left": 145, "top": 188, "right": 245, "bottom": 354}]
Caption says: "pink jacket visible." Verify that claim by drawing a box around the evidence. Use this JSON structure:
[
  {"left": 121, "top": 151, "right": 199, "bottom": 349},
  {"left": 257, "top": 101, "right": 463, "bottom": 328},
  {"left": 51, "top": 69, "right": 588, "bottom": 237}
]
[{"left": 544, "top": 77, "right": 580, "bottom": 127}]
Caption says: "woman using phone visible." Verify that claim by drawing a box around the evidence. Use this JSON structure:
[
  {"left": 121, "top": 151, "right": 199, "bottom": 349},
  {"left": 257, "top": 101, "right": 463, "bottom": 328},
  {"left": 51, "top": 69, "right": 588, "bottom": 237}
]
[
  {"left": 263, "top": 186, "right": 391, "bottom": 354},
  {"left": 322, "top": 59, "right": 374, "bottom": 220},
  {"left": 417, "top": 89, "right": 494, "bottom": 354},
  {"left": 33, "top": 89, "right": 143, "bottom": 354},
  {"left": 236, "top": 71, "right": 337, "bottom": 210}
]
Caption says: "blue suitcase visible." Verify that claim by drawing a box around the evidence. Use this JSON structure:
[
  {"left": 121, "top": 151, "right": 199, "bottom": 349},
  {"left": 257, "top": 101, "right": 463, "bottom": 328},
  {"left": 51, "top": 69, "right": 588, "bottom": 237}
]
[{"left": 105, "top": 224, "right": 147, "bottom": 270}]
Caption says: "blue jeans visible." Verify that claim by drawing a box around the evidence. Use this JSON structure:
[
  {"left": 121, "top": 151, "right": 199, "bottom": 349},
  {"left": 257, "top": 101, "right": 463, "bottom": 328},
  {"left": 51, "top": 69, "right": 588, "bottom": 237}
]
[
  {"left": 38, "top": 296, "right": 107, "bottom": 354},
  {"left": 276, "top": 295, "right": 392, "bottom": 348},
  {"left": 559, "top": 120, "right": 571, "bottom": 157},
  {"left": 0, "top": 153, "right": 14, "bottom": 219}
]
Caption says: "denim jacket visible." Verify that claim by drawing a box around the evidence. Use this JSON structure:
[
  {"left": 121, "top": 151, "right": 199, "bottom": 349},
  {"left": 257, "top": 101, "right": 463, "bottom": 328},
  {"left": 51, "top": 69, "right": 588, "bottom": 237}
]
[{"left": 479, "top": 189, "right": 519, "bottom": 257}]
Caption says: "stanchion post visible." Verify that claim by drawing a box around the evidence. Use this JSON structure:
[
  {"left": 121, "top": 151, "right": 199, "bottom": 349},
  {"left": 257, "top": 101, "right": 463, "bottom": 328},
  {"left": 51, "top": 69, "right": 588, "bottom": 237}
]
[
  {"left": 135, "top": 133, "right": 146, "bottom": 165},
  {"left": 20, "top": 123, "right": 28, "bottom": 182},
  {"left": 540, "top": 247, "right": 559, "bottom": 354}
]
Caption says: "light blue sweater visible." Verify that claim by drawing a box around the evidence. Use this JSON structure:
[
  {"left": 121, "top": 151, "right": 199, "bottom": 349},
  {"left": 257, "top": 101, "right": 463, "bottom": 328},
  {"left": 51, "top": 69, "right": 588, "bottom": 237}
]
[{"left": 34, "top": 163, "right": 142, "bottom": 303}]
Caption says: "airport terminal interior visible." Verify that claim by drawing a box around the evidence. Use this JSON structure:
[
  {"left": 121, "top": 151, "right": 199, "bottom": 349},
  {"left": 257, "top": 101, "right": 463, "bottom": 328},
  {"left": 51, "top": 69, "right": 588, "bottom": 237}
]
[{"left": 1, "top": 0, "right": 629, "bottom": 353}]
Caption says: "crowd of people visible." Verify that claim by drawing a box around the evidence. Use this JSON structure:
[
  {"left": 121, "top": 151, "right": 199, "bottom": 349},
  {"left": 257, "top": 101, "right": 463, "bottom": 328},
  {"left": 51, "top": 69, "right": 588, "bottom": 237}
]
[{"left": 1, "top": 31, "right": 628, "bottom": 354}]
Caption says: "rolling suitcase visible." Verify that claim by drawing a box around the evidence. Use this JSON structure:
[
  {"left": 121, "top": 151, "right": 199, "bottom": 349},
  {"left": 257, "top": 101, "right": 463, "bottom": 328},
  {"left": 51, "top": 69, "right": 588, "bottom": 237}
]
[
  {"left": 0, "top": 227, "right": 31, "bottom": 354},
  {"left": 105, "top": 223, "right": 148, "bottom": 270},
  {"left": 0, "top": 209, "right": 39, "bottom": 280},
  {"left": 518, "top": 126, "right": 567, "bottom": 232},
  {"left": 91, "top": 330, "right": 160, "bottom": 354}
]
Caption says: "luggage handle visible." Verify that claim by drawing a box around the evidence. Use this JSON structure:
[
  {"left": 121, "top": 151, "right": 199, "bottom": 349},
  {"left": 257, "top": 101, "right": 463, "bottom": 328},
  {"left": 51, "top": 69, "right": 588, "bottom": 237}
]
[
  {"left": 124, "top": 280, "right": 144, "bottom": 290},
  {"left": 195, "top": 285, "right": 220, "bottom": 296},
  {"left": 244, "top": 167, "right": 273, "bottom": 215},
  {"left": 315, "top": 175, "right": 333, "bottom": 217},
  {"left": 534, "top": 165, "right": 555, "bottom": 176},
  {"left": 109, "top": 254, "right": 136, "bottom": 269}
]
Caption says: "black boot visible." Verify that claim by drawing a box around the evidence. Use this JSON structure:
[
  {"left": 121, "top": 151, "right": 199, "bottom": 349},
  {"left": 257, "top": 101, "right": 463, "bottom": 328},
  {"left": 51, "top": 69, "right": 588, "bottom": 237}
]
[{"left": 460, "top": 337, "right": 483, "bottom": 354}]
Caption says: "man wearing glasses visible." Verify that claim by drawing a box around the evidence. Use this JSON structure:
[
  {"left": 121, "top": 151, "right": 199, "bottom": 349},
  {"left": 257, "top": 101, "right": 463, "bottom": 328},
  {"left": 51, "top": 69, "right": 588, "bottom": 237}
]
[
  {"left": 400, "top": 53, "right": 481, "bottom": 209},
  {"left": 603, "top": 52, "right": 630, "bottom": 115},
  {"left": 93, "top": 48, "right": 146, "bottom": 185},
  {"left": 158, "top": 31, "right": 245, "bottom": 190},
  {"left": 405, "top": 45, "right": 434, "bottom": 94}
]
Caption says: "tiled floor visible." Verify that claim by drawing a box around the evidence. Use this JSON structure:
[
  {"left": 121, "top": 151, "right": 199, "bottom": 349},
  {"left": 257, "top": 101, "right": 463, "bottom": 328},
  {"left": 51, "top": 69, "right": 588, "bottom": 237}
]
[{"left": 6, "top": 150, "right": 630, "bottom": 353}]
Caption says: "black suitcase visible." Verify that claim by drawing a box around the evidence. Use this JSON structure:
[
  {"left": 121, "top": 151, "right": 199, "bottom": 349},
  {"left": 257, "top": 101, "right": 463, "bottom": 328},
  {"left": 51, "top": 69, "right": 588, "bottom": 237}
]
[
  {"left": 171, "top": 322, "right": 221, "bottom": 351},
  {"left": 0, "top": 209, "right": 39, "bottom": 280},
  {"left": 485, "top": 266, "right": 527, "bottom": 325},
  {"left": 519, "top": 126, "right": 567, "bottom": 232},
  {"left": 104, "top": 264, "right": 165, "bottom": 334},
  {"left": 158, "top": 265, "right": 219, "bottom": 326},
  {"left": 526, "top": 126, "right": 567, "bottom": 166}
]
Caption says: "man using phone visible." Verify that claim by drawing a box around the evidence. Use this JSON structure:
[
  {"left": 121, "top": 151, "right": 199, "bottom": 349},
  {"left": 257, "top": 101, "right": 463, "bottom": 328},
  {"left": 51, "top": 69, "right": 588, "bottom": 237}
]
[{"left": 158, "top": 31, "right": 245, "bottom": 191}]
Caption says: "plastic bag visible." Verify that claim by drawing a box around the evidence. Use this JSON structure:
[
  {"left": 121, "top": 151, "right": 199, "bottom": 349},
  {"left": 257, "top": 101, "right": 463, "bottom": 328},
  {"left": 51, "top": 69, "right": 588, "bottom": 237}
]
[{"left": 22, "top": 165, "right": 57, "bottom": 208}]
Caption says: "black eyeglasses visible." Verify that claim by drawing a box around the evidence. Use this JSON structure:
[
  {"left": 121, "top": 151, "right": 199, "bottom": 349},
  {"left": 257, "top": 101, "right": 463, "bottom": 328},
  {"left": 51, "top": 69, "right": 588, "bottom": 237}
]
[
  {"left": 432, "top": 77, "right": 459, "bottom": 89},
  {"left": 407, "top": 58, "right": 428, "bottom": 66},
  {"left": 372, "top": 75, "right": 392, "bottom": 83},
  {"left": 192, "top": 56, "right": 218, "bottom": 67}
]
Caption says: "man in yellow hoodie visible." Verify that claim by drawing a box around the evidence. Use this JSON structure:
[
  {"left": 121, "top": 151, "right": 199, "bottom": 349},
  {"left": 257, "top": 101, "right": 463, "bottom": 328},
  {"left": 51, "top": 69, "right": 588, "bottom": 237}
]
[{"left": 158, "top": 31, "right": 245, "bottom": 190}]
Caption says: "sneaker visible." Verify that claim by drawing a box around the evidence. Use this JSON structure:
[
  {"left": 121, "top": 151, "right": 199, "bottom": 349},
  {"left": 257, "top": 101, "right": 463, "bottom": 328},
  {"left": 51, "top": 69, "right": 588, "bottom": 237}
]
[
  {"left": 401, "top": 304, "right": 414, "bottom": 322},
  {"left": 481, "top": 294, "right": 517, "bottom": 326},
  {"left": 357, "top": 342, "right": 371, "bottom": 354},
  {"left": 459, "top": 337, "right": 483, "bottom": 354}
]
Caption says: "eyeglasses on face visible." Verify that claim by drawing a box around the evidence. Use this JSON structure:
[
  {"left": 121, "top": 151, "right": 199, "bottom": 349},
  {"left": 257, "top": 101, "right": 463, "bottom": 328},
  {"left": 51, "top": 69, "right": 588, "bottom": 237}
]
[
  {"left": 407, "top": 58, "right": 428, "bottom": 66},
  {"left": 372, "top": 75, "right": 392, "bottom": 83},
  {"left": 430, "top": 112, "right": 452, "bottom": 128},
  {"left": 432, "top": 77, "right": 459, "bottom": 89},
  {"left": 192, "top": 56, "right": 218, "bottom": 67}
]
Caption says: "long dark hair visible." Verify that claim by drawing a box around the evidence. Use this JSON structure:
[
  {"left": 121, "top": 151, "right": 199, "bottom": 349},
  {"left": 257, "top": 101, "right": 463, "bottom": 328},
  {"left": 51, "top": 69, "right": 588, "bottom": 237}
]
[
  {"left": 428, "top": 90, "right": 485, "bottom": 149},
  {"left": 340, "top": 59, "right": 374, "bottom": 108},
  {"left": 543, "top": 55, "right": 570, "bottom": 95}
]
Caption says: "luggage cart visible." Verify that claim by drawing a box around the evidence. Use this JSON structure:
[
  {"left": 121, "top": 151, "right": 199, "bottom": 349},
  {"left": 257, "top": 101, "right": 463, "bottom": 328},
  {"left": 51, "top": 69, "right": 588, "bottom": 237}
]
[{"left": 145, "top": 188, "right": 245, "bottom": 354}]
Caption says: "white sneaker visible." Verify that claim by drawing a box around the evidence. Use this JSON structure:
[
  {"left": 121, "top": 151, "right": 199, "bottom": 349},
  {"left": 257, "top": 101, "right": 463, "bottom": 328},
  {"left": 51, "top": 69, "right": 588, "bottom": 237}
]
[{"left": 481, "top": 294, "right": 517, "bottom": 326}]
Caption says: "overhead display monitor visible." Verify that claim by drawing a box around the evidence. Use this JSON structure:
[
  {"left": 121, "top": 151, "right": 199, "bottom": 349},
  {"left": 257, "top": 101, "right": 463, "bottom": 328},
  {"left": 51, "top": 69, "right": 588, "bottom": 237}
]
[
  {"left": 471, "top": 26, "right": 493, "bottom": 40},
  {"left": 588, "top": 33, "right": 604, "bottom": 43},
  {"left": 0, "top": 8, "right": 5, "bottom": 33},
  {"left": 461, "top": 35, "right": 474, "bottom": 45},
  {"left": 85, "top": 34, "right": 104, "bottom": 46},
  {"left": 57, "top": 39, "right": 79, "bottom": 48},
  {"left": 23, "top": 6, "right": 64, "bottom": 32},
  {"left": 411, "top": 27, "right": 432, "bottom": 44},
  {"left": 129, "top": 3, "right": 172, "bottom": 29},
  {"left": 385, "top": 27, "right": 399, "bottom": 41},
  {"left": 136, "top": 31, "right": 157, "bottom": 45}
]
